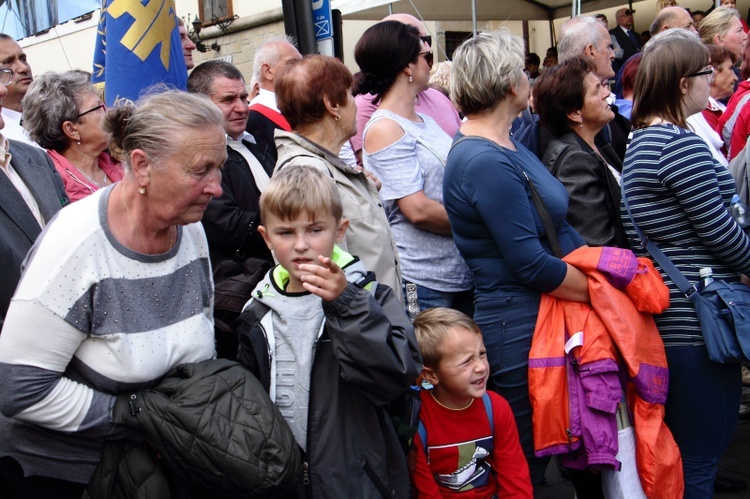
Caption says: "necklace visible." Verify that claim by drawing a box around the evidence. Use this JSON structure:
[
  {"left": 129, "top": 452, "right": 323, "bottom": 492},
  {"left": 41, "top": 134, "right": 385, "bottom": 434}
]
[
  {"left": 122, "top": 190, "right": 175, "bottom": 254},
  {"left": 429, "top": 390, "right": 475, "bottom": 410},
  {"left": 81, "top": 168, "right": 108, "bottom": 188}
]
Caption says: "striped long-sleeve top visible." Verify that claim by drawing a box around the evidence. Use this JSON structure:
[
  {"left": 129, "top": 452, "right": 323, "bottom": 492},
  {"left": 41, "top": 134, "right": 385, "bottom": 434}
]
[
  {"left": 621, "top": 123, "right": 750, "bottom": 346},
  {"left": 0, "top": 186, "right": 215, "bottom": 484}
]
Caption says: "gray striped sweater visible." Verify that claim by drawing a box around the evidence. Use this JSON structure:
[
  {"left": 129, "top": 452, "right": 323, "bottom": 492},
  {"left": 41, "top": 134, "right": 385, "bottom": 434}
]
[{"left": 0, "top": 186, "right": 215, "bottom": 483}]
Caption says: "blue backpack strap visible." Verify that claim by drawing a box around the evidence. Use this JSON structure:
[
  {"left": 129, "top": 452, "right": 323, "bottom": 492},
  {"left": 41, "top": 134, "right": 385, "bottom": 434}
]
[
  {"left": 482, "top": 392, "right": 493, "bottom": 434},
  {"left": 417, "top": 419, "right": 428, "bottom": 458},
  {"left": 419, "top": 393, "right": 494, "bottom": 458}
]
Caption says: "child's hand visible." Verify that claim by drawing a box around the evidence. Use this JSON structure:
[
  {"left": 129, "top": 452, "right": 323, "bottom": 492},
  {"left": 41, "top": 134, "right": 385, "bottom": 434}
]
[{"left": 299, "top": 255, "right": 348, "bottom": 302}]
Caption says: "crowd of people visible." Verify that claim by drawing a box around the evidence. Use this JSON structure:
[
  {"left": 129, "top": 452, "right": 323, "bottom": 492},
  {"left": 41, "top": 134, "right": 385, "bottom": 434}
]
[{"left": 0, "top": 1, "right": 749, "bottom": 498}]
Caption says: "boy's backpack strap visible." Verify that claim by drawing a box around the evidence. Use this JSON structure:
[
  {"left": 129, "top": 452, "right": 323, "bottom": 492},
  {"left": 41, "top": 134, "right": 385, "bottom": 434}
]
[
  {"left": 482, "top": 392, "right": 493, "bottom": 434},
  {"left": 417, "top": 418, "right": 428, "bottom": 457},
  {"left": 418, "top": 392, "right": 494, "bottom": 457}
]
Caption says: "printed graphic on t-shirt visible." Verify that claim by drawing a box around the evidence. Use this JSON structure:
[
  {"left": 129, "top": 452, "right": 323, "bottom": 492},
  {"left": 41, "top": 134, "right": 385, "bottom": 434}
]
[{"left": 428, "top": 436, "right": 493, "bottom": 491}]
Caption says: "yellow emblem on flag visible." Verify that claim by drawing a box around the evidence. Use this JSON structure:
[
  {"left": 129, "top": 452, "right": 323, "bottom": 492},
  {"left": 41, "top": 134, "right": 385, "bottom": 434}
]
[{"left": 108, "top": 0, "right": 175, "bottom": 69}]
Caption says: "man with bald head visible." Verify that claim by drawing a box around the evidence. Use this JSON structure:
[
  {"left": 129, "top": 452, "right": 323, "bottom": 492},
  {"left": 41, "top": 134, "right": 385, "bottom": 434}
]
[
  {"left": 650, "top": 6, "right": 699, "bottom": 36},
  {"left": 350, "top": 13, "right": 461, "bottom": 164}
]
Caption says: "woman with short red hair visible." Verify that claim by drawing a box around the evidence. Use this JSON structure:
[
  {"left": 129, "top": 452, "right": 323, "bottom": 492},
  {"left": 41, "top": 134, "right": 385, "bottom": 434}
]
[{"left": 274, "top": 55, "right": 402, "bottom": 300}]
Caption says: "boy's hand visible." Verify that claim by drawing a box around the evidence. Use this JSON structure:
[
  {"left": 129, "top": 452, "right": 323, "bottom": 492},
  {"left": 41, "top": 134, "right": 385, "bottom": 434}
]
[{"left": 299, "top": 255, "right": 348, "bottom": 302}]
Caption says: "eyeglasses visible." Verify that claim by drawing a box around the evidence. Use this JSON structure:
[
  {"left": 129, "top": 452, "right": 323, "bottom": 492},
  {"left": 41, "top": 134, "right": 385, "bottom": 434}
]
[
  {"left": 419, "top": 51, "right": 434, "bottom": 69},
  {"left": 0, "top": 68, "right": 13, "bottom": 86},
  {"left": 419, "top": 35, "right": 432, "bottom": 47},
  {"left": 76, "top": 102, "right": 106, "bottom": 119},
  {"left": 687, "top": 67, "right": 715, "bottom": 84}
]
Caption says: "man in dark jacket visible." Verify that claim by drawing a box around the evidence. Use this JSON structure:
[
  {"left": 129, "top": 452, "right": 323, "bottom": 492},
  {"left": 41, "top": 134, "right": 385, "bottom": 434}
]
[
  {"left": 0, "top": 69, "right": 67, "bottom": 328},
  {"left": 187, "top": 60, "right": 275, "bottom": 268},
  {"left": 609, "top": 8, "right": 641, "bottom": 73}
]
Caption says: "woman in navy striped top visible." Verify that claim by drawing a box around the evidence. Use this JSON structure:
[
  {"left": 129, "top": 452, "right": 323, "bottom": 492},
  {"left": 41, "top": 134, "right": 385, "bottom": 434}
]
[{"left": 622, "top": 29, "right": 750, "bottom": 498}]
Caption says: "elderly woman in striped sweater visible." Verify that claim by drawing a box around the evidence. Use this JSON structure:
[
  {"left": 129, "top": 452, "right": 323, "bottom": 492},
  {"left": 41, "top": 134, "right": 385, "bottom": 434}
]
[{"left": 0, "top": 91, "right": 225, "bottom": 497}]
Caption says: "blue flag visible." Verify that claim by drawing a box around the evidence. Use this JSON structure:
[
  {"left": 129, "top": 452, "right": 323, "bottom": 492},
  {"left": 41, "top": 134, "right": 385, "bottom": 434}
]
[{"left": 92, "top": 0, "right": 187, "bottom": 106}]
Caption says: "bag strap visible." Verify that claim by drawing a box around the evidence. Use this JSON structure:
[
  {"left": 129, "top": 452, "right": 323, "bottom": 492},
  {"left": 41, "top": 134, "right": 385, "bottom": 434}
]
[
  {"left": 450, "top": 136, "right": 562, "bottom": 258},
  {"left": 417, "top": 392, "right": 494, "bottom": 457},
  {"left": 524, "top": 170, "right": 563, "bottom": 258},
  {"left": 621, "top": 182, "right": 697, "bottom": 298}
]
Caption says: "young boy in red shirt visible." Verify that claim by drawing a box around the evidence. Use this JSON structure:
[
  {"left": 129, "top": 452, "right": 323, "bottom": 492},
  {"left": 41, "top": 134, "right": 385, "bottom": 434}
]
[{"left": 411, "top": 308, "right": 532, "bottom": 498}]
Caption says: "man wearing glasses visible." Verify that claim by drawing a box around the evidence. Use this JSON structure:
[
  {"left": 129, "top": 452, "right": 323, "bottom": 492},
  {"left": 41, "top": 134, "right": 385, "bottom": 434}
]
[
  {"left": 0, "top": 34, "right": 36, "bottom": 147},
  {"left": 0, "top": 64, "right": 68, "bottom": 330}
]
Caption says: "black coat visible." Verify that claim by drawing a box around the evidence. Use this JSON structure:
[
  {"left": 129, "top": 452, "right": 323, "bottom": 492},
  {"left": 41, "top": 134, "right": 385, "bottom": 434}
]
[
  {"left": 542, "top": 131, "right": 630, "bottom": 249},
  {"left": 101, "top": 359, "right": 301, "bottom": 498},
  {"left": 235, "top": 276, "right": 422, "bottom": 499},
  {"left": 610, "top": 26, "right": 641, "bottom": 72},
  {"left": 201, "top": 139, "right": 275, "bottom": 268}
]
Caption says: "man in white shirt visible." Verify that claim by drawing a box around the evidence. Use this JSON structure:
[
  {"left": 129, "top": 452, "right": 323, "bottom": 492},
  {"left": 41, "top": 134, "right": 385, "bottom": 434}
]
[
  {"left": 245, "top": 36, "right": 302, "bottom": 164},
  {"left": 0, "top": 34, "right": 36, "bottom": 147}
]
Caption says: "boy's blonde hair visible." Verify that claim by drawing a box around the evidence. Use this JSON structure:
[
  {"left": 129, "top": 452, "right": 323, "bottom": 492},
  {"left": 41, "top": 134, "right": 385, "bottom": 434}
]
[
  {"left": 260, "top": 164, "right": 343, "bottom": 222},
  {"left": 413, "top": 308, "right": 482, "bottom": 368}
]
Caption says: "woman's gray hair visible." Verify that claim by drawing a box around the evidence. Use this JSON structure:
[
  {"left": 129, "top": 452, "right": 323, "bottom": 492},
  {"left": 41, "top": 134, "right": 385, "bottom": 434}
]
[
  {"left": 450, "top": 30, "right": 525, "bottom": 115},
  {"left": 22, "top": 71, "right": 95, "bottom": 152},
  {"left": 104, "top": 90, "right": 223, "bottom": 173},
  {"left": 699, "top": 7, "right": 740, "bottom": 46},
  {"left": 558, "top": 16, "right": 607, "bottom": 63}
]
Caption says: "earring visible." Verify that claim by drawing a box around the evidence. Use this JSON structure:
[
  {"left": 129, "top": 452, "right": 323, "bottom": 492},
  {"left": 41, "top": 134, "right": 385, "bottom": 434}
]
[
  {"left": 579, "top": 122, "right": 583, "bottom": 129},
  {"left": 409, "top": 74, "right": 413, "bottom": 83},
  {"left": 77, "top": 141, "right": 81, "bottom": 145},
  {"left": 138, "top": 187, "right": 146, "bottom": 195},
  {"left": 334, "top": 115, "right": 340, "bottom": 121}
]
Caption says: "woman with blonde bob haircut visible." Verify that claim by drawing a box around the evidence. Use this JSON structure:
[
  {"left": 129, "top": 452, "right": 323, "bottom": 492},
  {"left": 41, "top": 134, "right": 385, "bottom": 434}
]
[
  {"left": 444, "top": 30, "right": 591, "bottom": 488},
  {"left": 699, "top": 7, "right": 747, "bottom": 59},
  {"left": 623, "top": 29, "right": 750, "bottom": 497}
]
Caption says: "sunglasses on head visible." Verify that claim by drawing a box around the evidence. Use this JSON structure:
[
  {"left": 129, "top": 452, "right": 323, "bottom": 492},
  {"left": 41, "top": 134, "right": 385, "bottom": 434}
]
[{"left": 419, "top": 35, "right": 432, "bottom": 47}]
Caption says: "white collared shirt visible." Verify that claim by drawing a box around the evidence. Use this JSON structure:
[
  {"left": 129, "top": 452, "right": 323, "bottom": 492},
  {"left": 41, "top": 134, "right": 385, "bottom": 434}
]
[
  {"left": 0, "top": 134, "right": 44, "bottom": 227},
  {"left": 249, "top": 88, "right": 280, "bottom": 113},
  {"left": 1, "top": 108, "right": 41, "bottom": 148}
]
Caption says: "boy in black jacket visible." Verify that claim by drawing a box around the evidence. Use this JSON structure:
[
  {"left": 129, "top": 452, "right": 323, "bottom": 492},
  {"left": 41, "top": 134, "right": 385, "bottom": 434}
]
[{"left": 235, "top": 165, "right": 421, "bottom": 498}]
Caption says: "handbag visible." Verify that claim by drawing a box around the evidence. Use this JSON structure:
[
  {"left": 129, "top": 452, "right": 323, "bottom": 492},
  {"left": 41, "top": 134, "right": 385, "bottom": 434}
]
[
  {"left": 213, "top": 213, "right": 272, "bottom": 359},
  {"left": 622, "top": 185, "right": 750, "bottom": 363}
]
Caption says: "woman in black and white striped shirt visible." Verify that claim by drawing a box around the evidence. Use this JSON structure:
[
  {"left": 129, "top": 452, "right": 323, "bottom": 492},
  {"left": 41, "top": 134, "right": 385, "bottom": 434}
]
[{"left": 622, "top": 29, "right": 750, "bottom": 498}]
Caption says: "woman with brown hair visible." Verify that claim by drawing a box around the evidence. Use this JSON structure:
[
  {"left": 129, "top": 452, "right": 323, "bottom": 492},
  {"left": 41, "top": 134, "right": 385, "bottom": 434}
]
[
  {"left": 623, "top": 29, "right": 750, "bottom": 497},
  {"left": 356, "top": 20, "right": 473, "bottom": 319},
  {"left": 535, "top": 56, "right": 628, "bottom": 248},
  {"left": 273, "top": 54, "right": 402, "bottom": 299}
]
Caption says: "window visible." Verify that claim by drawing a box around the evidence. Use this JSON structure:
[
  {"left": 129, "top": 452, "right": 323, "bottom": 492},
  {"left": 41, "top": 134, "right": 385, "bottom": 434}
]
[
  {"left": 199, "top": 0, "right": 234, "bottom": 26},
  {"left": 445, "top": 31, "right": 473, "bottom": 60}
]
